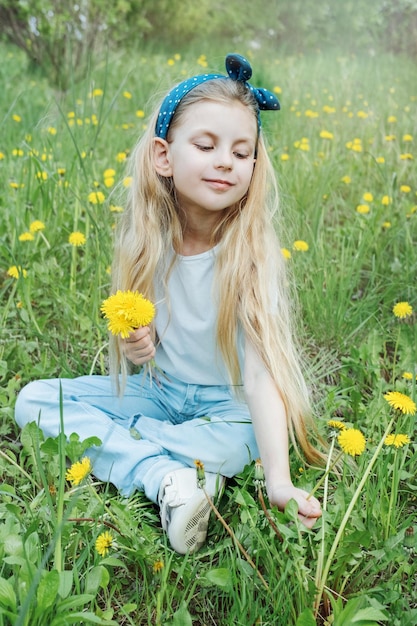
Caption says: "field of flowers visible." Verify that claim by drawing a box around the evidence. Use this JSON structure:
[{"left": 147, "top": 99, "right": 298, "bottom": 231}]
[{"left": 0, "top": 42, "right": 416, "bottom": 625}]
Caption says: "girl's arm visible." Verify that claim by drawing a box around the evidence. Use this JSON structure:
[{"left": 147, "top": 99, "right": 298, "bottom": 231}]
[{"left": 244, "top": 337, "right": 321, "bottom": 528}]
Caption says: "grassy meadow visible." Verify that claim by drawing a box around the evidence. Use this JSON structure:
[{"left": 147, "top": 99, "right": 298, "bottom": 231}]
[{"left": 0, "top": 42, "right": 417, "bottom": 625}]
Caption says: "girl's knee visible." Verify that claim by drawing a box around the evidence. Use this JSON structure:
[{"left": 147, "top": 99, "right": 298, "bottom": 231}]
[{"left": 14, "top": 379, "right": 51, "bottom": 427}]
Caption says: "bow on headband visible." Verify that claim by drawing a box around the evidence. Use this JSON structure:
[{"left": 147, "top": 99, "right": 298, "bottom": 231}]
[{"left": 155, "top": 53, "right": 280, "bottom": 139}]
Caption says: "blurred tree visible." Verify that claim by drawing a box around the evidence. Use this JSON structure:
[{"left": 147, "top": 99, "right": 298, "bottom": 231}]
[{"left": 0, "top": 0, "right": 415, "bottom": 89}]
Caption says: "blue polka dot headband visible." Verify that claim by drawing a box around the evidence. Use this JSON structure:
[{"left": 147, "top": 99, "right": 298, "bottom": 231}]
[{"left": 155, "top": 53, "right": 280, "bottom": 139}]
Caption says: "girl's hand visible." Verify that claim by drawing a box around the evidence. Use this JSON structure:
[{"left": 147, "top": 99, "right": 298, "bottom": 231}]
[
  {"left": 267, "top": 483, "right": 322, "bottom": 529},
  {"left": 123, "top": 326, "right": 155, "bottom": 365}
]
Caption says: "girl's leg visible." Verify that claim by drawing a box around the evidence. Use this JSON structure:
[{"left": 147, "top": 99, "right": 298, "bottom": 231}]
[
  {"left": 14, "top": 374, "right": 185, "bottom": 501},
  {"left": 134, "top": 382, "right": 259, "bottom": 478}
]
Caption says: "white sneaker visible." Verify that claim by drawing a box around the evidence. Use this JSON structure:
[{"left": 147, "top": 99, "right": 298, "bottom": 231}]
[{"left": 158, "top": 467, "right": 224, "bottom": 554}]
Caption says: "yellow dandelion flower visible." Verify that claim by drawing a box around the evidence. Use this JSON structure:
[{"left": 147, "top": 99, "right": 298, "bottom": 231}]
[
  {"left": 356, "top": 204, "right": 370, "bottom": 214},
  {"left": 95, "top": 531, "right": 114, "bottom": 557},
  {"left": 385, "top": 134, "right": 396, "bottom": 142},
  {"left": 293, "top": 240, "right": 309, "bottom": 252},
  {"left": 357, "top": 110, "right": 369, "bottom": 119},
  {"left": 281, "top": 247, "right": 291, "bottom": 259},
  {"left": 69, "top": 231, "right": 86, "bottom": 246},
  {"left": 341, "top": 175, "right": 351, "bottom": 184},
  {"left": 393, "top": 301, "right": 413, "bottom": 319},
  {"left": 281, "top": 153, "right": 290, "bottom": 161},
  {"left": 7, "top": 266, "right": 27, "bottom": 279},
  {"left": 30, "top": 220, "right": 45, "bottom": 233},
  {"left": 338, "top": 428, "right": 366, "bottom": 456},
  {"left": 384, "top": 434, "right": 411, "bottom": 448},
  {"left": 381, "top": 195, "right": 392, "bottom": 206},
  {"left": 363, "top": 192, "right": 373, "bottom": 203},
  {"left": 153, "top": 560, "right": 164, "bottom": 573},
  {"left": 12, "top": 114, "right": 21, "bottom": 122},
  {"left": 48, "top": 126, "right": 57, "bottom": 135},
  {"left": 123, "top": 176, "right": 132, "bottom": 187},
  {"left": 387, "top": 115, "right": 397, "bottom": 123},
  {"left": 103, "top": 168, "right": 115, "bottom": 178},
  {"left": 403, "top": 134, "right": 413, "bottom": 142},
  {"left": 110, "top": 205, "right": 124, "bottom": 213},
  {"left": 57, "top": 168, "right": 66, "bottom": 176},
  {"left": 327, "top": 420, "right": 345, "bottom": 430},
  {"left": 320, "top": 130, "right": 334, "bottom": 140},
  {"left": 136, "top": 109, "right": 145, "bottom": 118},
  {"left": 382, "top": 221, "right": 391, "bottom": 229},
  {"left": 376, "top": 156, "right": 385, "bottom": 164},
  {"left": 91, "top": 88, "right": 103, "bottom": 97},
  {"left": 400, "top": 153, "right": 414, "bottom": 160},
  {"left": 402, "top": 372, "right": 414, "bottom": 380},
  {"left": 123, "top": 90, "right": 132, "bottom": 99},
  {"left": 294, "top": 138, "right": 310, "bottom": 151},
  {"left": 88, "top": 191, "right": 105, "bottom": 204},
  {"left": 101, "top": 290, "right": 155, "bottom": 338},
  {"left": 18, "top": 232, "right": 35, "bottom": 242},
  {"left": 104, "top": 177, "right": 114, "bottom": 188},
  {"left": 400, "top": 185, "right": 411, "bottom": 193},
  {"left": 65, "top": 457, "right": 92, "bottom": 486},
  {"left": 116, "top": 152, "right": 127, "bottom": 163},
  {"left": 384, "top": 391, "right": 416, "bottom": 415}
]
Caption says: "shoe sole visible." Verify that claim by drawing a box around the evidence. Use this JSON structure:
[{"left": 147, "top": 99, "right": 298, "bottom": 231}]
[{"left": 169, "top": 493, "right": 212, "bottom": 554}]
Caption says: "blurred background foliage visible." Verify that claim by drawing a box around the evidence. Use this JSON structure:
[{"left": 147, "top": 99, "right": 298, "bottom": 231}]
[{"left": 0, "top": 0, "right": 416, "bottom": 88}]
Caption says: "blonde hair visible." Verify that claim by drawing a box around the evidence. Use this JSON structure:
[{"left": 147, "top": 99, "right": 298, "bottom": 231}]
[{"left": 110, "top": 78, "right": 322, "bottom": 465}]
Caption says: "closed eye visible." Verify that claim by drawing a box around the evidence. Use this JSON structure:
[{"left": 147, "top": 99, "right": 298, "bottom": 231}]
[
  {"left": 195, "top": 144, "right": 213, "bottom": 151},
  {"left": 234, "top": 152, "right": 250, "bottom": 159}
]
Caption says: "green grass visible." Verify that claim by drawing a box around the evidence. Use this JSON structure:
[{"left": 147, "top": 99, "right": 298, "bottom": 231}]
[{"left": 1, "top": 43, "right": 416, "bottom": 625}]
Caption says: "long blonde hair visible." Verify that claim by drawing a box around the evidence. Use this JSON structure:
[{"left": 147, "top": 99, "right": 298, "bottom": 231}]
[{"left": 110, "top": 78, "right": 322, "bottom": 465}]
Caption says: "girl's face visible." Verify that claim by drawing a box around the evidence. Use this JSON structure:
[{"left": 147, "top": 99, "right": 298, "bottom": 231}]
[{"left": 155, "top": 100, "right": 257, "bottom": 219}]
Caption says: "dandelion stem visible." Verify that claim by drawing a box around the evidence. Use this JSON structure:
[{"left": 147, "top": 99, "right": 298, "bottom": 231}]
[
  {"left": 54, "top": 384, "right": 67, "bottom": 572},
  {"left": 68, "top": 517, "right": 123, "bottom": 535},
  {"left": 203, "top": 488, "right": 270, "bottom": 592},
  {"left": 257, "top": 487, "right": 283, "bottom": 542},
  {"left": 314, "top": 436, "right": 336, "bottom": 594},
  {"left": 314, "top": 417, "right": 394, "bottom": 616},
  {"left": 307, "top": 444, "right": 342, "bottom": 501}
]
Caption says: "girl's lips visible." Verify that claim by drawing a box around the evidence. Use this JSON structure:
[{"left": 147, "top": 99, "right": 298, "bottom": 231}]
[{"left": 204, "top": 179, "right": 234, "bottom": 190}]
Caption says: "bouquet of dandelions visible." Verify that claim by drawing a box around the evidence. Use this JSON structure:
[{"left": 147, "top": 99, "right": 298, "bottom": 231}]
[
  {"left": 101, "top": 290, "right": 155, "bottom": 338},
  {"left": 101, "top": 290, "right": 156, "bottom": 380}
]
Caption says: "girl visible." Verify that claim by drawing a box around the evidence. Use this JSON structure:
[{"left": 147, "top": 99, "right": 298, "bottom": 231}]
[{"left": 15, "top": 53, "right": 322, "bottom": 554}]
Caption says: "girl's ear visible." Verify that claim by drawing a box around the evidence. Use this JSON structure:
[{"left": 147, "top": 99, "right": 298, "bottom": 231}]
[{"left": 153, "top": 138, "right": 173, "bottom": 177}]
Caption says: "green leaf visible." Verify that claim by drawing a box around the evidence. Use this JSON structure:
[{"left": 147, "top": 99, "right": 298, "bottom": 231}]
[
  {"left": 58, "top": 570, "right": 73, "bottom": 599},
  {"left": 85, "top": 566, "right": 110, "bottom": 594},
  {"left": 166, "top": 601, "right": 193, "bottom": 626},
  {"left": 51, "top": 611, "right": 118, "bottom": 625},
  {"left": 0, "top": 577, "right": 16, "bottom": 611},
  {"left": 204, "top": 568, "right": 232, "bottom": 589},
  {"left": 295, "top": 608, "right": 316, "bottom": 626},
  {"left": 56, "top": 594, "right": 95, "bottom": 612},
  {"left": 37, "top": 569, "right": 60, "bottom": 612},
  {"left": 352, "top": 607, "right": 389, "bottom": 622},
  {"left": 99, "top": 556, "right": 127, "bottom": 569},
  {"left": 4, "top": 534, "right": 23, "bottom": 557},
  {"left": 284, "top": 498, "right": 300, "bottom": 521}
]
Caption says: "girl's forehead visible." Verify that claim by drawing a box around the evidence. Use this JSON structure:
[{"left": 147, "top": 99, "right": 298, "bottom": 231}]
[{"left": 176, "top": 100, "right": 257, "bottom": 137}]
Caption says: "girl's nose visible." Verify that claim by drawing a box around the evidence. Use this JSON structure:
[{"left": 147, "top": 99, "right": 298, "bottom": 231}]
[{"left": 214, "top": 149, "right": 233, "bottom": 170}]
